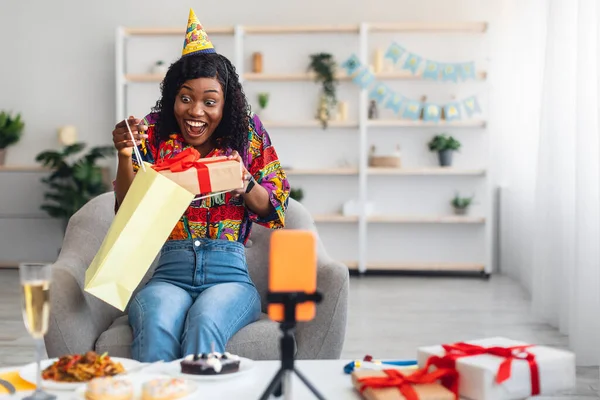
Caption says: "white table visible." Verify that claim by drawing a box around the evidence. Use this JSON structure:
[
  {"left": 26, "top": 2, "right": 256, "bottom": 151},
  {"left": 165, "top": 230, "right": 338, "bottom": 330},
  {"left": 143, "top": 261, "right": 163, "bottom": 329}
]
[{"left": 0, "top": 360, "right": 362, "bottom": 399}]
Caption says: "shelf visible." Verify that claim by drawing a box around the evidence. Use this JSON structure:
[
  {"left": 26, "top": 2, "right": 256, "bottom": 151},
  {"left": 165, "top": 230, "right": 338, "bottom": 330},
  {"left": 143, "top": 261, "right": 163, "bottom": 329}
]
[
  {"left": 262, "top": 120, "right": 358, "bottom": 128},
  {"left": 370, "top": 22, "right": 488, "bottom": 33},
  {"left": 122, "top": 23, "right": 487, "bottom": 36},
  {"left": 369, "top": 215, "right": 485, "bottom": 224},
  {"left": 375, "top": 70, "right": 487, "bottom": 80},
  {"left": 125, "top": 74, "right": 163, "bottom": 83},
  {"left": 313, "top": 214, "right": 484, "bottom": 224},
  {"left": 243, "top": 72, "right": 351, "bottom": 81},
  {"left": 0, "top": 166, "right": 48, "bottom": 172},
  {"left": 123, "top": 27, "right": 234, "bottom": 36},
  {"left": 313, "top": 215, "right": 358, "bottom": 223},
  {"left": 368, "top": 167, "right": 486, "bottom": 176},
  {"left": 346, "top": 261, "right": 485, "bottom": 271},
  {"left": 285, "top": 168, "right": 359, "bottom": 176},
  {"left": 368, "top": 119, "right": 486, "bottom": 128},
  {"left": 244, "top": 25, "right": 359, "bottom": 34}
]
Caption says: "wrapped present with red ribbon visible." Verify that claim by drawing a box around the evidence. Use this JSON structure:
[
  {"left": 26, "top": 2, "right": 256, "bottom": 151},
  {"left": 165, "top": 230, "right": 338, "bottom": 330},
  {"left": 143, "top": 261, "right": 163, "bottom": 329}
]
[
  {"left": 351, "top": 366, "right": 458, "bottom": 400},
  {"left": 152, "top": 148, "right": 243, "bottom": 195},
  {"left": 417, "top": 337, "right": 576, "bottom": 400}
]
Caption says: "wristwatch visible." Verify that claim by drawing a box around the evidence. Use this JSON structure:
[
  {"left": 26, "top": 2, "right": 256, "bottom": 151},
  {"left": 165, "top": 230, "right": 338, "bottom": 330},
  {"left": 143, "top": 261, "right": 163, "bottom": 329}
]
[{"left": 245, "top": 175, "right": 256, "bottom": 194}]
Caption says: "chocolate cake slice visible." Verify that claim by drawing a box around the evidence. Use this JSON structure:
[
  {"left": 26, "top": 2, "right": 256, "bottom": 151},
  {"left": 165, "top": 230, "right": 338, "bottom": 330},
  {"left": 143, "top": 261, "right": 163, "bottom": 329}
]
[{"left": 180, "top": 352, "right": 241, "bottom": 375}]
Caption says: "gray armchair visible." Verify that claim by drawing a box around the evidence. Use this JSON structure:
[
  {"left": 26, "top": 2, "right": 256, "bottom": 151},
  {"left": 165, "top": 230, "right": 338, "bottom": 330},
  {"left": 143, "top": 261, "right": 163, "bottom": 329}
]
[{"left": 44, "top": 192, "right": 348, "bottom": 361}]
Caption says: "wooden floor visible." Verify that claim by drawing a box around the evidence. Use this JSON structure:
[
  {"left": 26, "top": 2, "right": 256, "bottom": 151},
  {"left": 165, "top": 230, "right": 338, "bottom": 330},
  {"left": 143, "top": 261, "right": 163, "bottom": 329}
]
[{"left": 0, "top": 270, "right": 597, "bottom": 398}]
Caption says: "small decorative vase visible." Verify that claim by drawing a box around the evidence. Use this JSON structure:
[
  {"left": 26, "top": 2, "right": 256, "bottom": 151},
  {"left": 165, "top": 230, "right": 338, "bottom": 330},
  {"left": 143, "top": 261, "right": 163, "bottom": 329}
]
[
  {"left": 0, "top": 148, "right": 6, "bottom": 166},
  {"left": 151, "top": 62, "right": 168, "bottom": 75},
  {"left": 454, "top": 207, "right": 468, "bottom": 216},
  {"left": 438, "top": 149, "right": 453, "bottom": 167},
  {"left": 253, "top": 52, "right": 263, "bottom": 73}
]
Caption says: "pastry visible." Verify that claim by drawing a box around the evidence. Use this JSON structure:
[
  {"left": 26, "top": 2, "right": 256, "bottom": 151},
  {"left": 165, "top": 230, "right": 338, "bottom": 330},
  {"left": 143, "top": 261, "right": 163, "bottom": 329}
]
[
  {"left": 142, "top": 378, "right": 190, "bottom": 400},
  {"left": 180, "top": 351, "right": 241, "bottom": 375},
  {"left": 85, "top": 377, "right": 133, "bottom": 400}
]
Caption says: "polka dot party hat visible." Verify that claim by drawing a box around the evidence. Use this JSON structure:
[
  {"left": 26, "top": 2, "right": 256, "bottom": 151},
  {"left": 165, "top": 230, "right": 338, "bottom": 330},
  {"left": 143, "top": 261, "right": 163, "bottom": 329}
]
[{"left": 182, "top": 8, "right": 215, "bottom": 56}]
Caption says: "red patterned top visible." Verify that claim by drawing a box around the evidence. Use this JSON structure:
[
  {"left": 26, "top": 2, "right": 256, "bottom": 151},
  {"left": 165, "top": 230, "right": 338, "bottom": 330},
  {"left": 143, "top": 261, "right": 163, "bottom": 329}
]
[{"left": 128, "top": 112, "right": 290, "bottom": 244}]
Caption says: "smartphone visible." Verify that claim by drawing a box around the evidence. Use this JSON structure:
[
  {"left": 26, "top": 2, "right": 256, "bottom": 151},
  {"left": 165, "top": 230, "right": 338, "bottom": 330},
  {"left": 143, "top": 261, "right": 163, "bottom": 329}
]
[{"left": 267, "top": 230, "right": 317, "bottom": 322}]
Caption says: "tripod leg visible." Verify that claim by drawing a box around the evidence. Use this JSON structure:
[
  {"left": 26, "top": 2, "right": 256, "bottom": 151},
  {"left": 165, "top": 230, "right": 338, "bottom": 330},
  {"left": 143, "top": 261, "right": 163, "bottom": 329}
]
[
  {"left": 259, "top": 368, "right": 286, "bottom": 400},
  {"left": 293, "top": 368, "right": 326, "bottom": 400}
]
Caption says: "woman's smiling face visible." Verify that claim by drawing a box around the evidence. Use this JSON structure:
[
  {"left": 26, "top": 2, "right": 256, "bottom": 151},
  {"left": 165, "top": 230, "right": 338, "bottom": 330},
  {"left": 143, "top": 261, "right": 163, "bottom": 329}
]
[{"left": 174, "top": 77, "right": 224, "bottom": 155}]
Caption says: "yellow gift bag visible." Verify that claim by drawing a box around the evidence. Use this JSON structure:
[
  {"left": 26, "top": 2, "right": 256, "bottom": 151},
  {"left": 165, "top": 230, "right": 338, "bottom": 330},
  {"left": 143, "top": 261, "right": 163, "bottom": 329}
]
[{"left": 84, "top": 162, "right": 195, "bottom": 311}]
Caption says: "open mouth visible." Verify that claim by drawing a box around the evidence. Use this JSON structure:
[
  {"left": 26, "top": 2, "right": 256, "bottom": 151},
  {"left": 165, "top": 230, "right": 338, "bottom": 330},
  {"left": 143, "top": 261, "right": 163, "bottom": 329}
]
[{"left": 184, "top": 120, "right": 208, "bottom": 138}]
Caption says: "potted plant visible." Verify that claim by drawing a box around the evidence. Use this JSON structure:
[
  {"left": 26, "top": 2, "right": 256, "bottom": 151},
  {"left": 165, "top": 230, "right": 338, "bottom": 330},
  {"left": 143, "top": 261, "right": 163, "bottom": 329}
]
[
  {"left": 427, "top": 134, "right": 461, "bottom": 167},
  {"left": 257, "top": 92, "right": 270, "bottom": 120},
  {"left": 308, "top": 53, "right": 338, "bottom": 128},
  {"left": 451, "top": 193, "right": 475, "bottom": 215},
  {"left": 35, "top": 142, "right": 114, "bottom": 230},
  {"left": 0, "top": 111, "right": 25, "bottom": 165},
  {"left": 290, "top": 188, "right": 304, "bottom": 202},
  {"left": 151, "top": 60, "right": 168, "bottom": 75}
]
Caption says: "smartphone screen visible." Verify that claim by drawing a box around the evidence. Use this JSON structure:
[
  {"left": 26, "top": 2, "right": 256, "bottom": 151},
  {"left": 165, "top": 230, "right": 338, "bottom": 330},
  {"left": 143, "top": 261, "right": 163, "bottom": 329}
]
[{"left": 268, "top": 230, "right": 317, "bottom": 322}]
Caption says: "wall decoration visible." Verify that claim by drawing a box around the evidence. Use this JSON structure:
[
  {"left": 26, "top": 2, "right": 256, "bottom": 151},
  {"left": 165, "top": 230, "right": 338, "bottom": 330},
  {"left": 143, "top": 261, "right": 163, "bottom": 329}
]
[
  {"left": 402, "top": 53, "right": 423, "bottom": 75},
  {"left": 340, "top": 52, "right": 483, "bottom": 122},
  {"left": 379, "top": 42, "right": 479, "bottom": 81},
  {"left": 423, "top": 104, "right": 442, "bottom": 123},
  {"left": 151, "top": 60, "right": 168, "bottom": 75},
  {"left": 402, "top": 100, "right": 423, "bottom": 120},
  {"left": 384, "top": 42, "right": 405, "bottom": 64},
  {"left": 384, "top": 93, "right": 404, "bottom": 114},
  {"left": 463, "top": 96, "right": 482, "bottom": 117},
  {"left": 338, "top": 101, "right": 348, "bottom": 121}
]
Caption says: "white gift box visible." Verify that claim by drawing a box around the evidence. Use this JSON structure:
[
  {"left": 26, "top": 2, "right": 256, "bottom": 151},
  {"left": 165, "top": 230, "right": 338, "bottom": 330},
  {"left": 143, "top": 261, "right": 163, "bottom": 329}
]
[{"left": 417, "top": 337, "right": 575, "bottom": 400}]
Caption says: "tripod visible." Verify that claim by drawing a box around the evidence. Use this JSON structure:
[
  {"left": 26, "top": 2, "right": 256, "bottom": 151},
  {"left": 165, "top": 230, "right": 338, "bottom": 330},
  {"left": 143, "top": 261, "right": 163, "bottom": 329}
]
[{"left": 259, "top": 291, "right": 325, "bottom": 400}]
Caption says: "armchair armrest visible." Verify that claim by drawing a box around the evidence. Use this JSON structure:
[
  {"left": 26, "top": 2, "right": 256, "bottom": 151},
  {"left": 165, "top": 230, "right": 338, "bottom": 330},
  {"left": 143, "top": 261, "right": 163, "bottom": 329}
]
[
  {"left": 45, "top": 261, "right": 121, "bottom": 357},
  {"left": 295, "top": 260, "right": 349, "bottom": 360}
]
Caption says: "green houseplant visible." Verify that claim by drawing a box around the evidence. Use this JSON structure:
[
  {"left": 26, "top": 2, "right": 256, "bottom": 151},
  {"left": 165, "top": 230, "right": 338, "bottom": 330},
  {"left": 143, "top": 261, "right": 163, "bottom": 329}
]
[
  {"left": 257, "top": 92, "right": 270, "bottom": 119},
  {"left": 290, "top": 187, "right": 304, "bottom": 202},
  {"left": 35, "top": 142, "right": 114, "bottom": 228},
  {"left": 427, "top": 134, "right": 461, "bottom": 167},
  {"left": 451, "top": 193, "right": 475, "bottom": 215},
  {"left": 0, "top": 111, "right": 25, "bottom": 165},
  {"left": 308, "top": 53, "right": 338, "bottom": 128}
]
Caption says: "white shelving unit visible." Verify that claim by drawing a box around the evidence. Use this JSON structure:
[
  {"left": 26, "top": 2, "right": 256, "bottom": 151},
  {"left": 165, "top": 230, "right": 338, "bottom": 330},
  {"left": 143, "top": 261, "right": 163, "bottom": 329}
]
[{"left": 115, "top": 21, "right": 492, "bottom": 276}]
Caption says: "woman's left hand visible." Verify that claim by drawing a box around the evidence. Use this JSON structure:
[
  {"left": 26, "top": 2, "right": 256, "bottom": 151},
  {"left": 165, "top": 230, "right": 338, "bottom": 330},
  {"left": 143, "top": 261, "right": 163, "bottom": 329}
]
[{"left": 228, "top": 151, "right": 250, "bottom": 198}]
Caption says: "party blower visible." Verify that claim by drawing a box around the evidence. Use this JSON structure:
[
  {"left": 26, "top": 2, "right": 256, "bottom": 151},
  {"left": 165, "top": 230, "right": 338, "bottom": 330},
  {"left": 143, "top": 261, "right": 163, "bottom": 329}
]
[{"left": 259, "top": 230, "right": 324, "bottom": 400}]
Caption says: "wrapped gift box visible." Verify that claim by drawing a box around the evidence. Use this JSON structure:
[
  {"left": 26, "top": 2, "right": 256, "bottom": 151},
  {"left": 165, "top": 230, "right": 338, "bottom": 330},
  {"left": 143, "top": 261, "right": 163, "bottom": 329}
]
[
  {"left": 417, "top": 337, "right": 576, "bottom": 400},
  {"left": 153, "top": 150, "right": 243, "bottom": 195},
  {"left": 351, "top": 369, "right": 456, "bottom": 400}
]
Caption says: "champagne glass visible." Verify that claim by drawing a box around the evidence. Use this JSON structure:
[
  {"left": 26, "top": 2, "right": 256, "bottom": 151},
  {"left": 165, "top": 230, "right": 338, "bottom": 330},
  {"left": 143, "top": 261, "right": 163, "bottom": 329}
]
[{"left": 19, "top": 263, "right": 56, "bottom": 400}]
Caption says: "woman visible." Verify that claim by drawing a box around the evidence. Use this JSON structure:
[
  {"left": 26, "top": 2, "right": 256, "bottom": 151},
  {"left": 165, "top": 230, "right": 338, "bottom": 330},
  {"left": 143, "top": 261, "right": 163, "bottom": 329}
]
[{"left": 111, "top": 10, "right": 290, "bottom": 362}]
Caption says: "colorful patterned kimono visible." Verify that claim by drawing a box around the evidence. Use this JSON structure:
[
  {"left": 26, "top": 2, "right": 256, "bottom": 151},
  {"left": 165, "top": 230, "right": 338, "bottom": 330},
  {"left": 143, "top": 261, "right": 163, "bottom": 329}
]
[{"left": 128, "top": 112, "right": 290, "bottom": 245}]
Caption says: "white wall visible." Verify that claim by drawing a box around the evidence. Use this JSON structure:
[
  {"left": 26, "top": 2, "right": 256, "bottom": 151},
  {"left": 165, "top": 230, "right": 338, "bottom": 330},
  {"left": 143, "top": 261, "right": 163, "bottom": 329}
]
[{"left": 1, "top": 0, "right": 518, "bottom": 271}]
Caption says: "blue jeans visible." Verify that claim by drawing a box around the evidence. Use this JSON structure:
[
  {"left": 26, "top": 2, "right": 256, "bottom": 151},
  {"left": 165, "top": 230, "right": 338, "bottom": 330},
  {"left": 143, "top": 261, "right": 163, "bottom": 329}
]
[{"left": 128, "top": 239, "right": 261, "bottom": 362}]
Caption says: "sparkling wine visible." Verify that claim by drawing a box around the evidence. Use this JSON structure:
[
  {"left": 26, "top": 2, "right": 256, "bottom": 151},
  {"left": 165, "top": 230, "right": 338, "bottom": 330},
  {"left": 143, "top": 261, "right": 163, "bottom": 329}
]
[{"left": 21, "top": 280, "right": 50, "bottom": 338}]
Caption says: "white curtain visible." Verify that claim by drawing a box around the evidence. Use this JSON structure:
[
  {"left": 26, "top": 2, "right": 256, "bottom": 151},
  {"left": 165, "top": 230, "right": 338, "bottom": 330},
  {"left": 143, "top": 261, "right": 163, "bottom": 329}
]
[{"left": 494, "top": 0, "right": 600, "bottom": 365}]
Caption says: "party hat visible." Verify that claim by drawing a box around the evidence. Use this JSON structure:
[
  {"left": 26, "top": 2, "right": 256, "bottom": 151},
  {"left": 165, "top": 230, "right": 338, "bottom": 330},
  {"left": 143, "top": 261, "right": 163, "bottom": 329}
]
[{"left": 182, "top": 8, "right": 215, "bottom": 56}]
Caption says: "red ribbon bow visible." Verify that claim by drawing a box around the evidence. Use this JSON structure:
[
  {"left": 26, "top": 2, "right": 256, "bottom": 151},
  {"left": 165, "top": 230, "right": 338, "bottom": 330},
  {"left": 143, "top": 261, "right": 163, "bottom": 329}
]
[
  {"left": 357, "top": 367, "right": 459, "bottom": 400},
  {"left": 426, "top": 342, "right": 540, "bottom": 396},
  {"left": 153, "top": 148, "right": 226, "bottom": 193}
]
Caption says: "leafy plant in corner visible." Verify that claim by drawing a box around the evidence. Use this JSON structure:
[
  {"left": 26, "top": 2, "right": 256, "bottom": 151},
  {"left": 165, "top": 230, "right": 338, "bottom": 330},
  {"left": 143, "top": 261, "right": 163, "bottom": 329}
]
[
  {"left": 35, "top": 143, "right": 115, "bottom": 225},
  {"left": 427, "top": 134, "right": 461, "bottom": 167},
  {"left": 290, "top": 188, "right": 304, "bottom": 202},
  {"left": 0, "top": 111, "right": 25, "bottom": 160},
  {"left": 308, "top": 53, "right": 338, "bottom": 128}
]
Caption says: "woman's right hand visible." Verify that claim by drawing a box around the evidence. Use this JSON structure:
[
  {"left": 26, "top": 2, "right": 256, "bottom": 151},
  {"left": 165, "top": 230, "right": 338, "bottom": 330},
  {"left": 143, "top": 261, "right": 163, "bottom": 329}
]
[{"left": 112, "top": 116, "right": 148, "bottom": 158}]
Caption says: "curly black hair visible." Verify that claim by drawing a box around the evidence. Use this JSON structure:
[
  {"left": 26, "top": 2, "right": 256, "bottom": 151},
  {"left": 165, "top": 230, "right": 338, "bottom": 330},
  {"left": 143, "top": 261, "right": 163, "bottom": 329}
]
[{"left": 152, "top": 53, "right": 250, "bottom": 162}]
